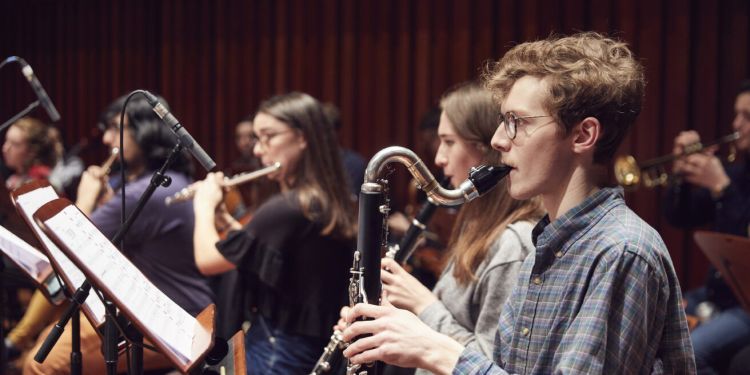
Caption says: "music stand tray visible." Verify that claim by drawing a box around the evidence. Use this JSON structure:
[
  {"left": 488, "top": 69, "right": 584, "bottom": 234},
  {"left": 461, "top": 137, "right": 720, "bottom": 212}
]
[{"left": 694, "top": 230, "right": 750, "bottom": 315}]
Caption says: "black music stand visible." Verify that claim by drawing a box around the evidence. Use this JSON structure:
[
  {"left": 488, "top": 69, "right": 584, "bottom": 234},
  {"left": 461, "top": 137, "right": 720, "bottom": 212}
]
[{"left": 694, "top": 231, "right": 750, "bottom": 314}]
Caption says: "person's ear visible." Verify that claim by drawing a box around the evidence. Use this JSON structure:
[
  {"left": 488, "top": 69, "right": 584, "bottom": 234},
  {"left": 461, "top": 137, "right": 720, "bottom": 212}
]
[
  {"left": 295, "top": 130, "right": 308, "bottom": 151},
  {"left": 571, "top": 117, "right": 600, "bottom": 155}
]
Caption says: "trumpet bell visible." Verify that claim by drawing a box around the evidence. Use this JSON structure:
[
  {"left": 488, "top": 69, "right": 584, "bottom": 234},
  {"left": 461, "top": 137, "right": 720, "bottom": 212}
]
[{"left": 614, "top": 155, "right": 640, "bottom": 188}]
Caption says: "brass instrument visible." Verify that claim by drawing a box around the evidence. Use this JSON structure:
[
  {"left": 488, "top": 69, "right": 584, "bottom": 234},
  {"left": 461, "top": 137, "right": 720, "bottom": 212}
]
[
  {"left": 307, "top": 146, "right": 510, "bottom": 375},
  {"left": 164, "top": 162, "right": 280, "bottom": 206},
  {"left": 614, "top": 132, "right": 740, "bottom": 189}
]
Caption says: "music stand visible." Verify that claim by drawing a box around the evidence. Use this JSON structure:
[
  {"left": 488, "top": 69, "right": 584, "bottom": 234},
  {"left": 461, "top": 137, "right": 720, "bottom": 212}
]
[
  {"left": 33, "top": 197, "right": 216, "bottom": 373},
  {"left": 0, "top": 180, "right": 41, "bottom": 249},
  {"left": 10, "top": 180, "right": 107, "bottom": 327},
  {"left": 694, "top": 231, "right": 750, "bottom": 314},
  {"left": 0, "top": 224, "right": 65, "bottom": 305}
]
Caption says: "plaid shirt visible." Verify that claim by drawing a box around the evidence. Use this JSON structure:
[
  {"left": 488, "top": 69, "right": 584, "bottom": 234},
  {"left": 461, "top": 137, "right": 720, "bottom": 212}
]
[{"left": 453, "top": 187, "right": 695, "bottom": 374}]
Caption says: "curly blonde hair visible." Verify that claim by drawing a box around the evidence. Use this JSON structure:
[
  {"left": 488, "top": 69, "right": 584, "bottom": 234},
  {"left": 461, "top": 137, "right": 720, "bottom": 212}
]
[{"left": 483, "top": 32, "right": 646, "bottom": 163}]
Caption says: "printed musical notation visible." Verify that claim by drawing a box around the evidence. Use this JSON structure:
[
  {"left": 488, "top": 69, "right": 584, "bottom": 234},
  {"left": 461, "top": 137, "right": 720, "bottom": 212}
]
[
  {"left": 14, "top": 186, "right": 106, "bottom": 325},
  {"left": 0, "top": 224, "right": 49, "bottom": 278},
  {"left": 44, "top": 205, "right": 197, "bottom": 361}
]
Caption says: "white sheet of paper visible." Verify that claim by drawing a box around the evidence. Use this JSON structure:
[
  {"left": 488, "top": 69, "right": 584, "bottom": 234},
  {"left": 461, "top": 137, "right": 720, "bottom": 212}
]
[
  {"left": 15, "top": 186, "right": 106, "bottom": 325},
  {"left": 0, "top": 224, "right": 50, "bottom": 279},
  {"left": 44, "top": 205, "right": 197, "bottom": 362}
]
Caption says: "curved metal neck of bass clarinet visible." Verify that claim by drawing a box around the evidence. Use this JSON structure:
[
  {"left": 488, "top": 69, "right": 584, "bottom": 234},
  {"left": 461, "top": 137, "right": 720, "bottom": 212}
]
[{"left": 364, "top": 146, "right": 510, "bottom": 206}]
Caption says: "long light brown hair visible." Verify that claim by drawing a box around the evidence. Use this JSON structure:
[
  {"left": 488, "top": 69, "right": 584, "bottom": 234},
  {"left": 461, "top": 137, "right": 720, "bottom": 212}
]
[
  {"left": 441, "top": 84, "right": 543, "bottom": 285},
  {"left": 256, "top": 92, "right": 356, "bottom": 239}
]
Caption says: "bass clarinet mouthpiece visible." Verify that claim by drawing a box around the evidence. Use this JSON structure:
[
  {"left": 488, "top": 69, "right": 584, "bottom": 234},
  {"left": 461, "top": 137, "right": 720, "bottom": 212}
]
[{"left": 467, "top": 164, "right": 511, "bottom": 196}]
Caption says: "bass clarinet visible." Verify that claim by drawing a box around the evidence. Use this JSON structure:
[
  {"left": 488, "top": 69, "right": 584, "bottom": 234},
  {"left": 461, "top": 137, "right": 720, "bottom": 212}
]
[
  {"left": 310, "top": 182, "right": 444, "bottom": 375},
  {"left": 310, "top": 146, "right": 510, "bottom": 375}
]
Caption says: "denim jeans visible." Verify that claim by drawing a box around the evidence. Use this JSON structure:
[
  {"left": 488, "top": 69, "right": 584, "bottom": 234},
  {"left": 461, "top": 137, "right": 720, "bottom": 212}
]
[
  {"left": 687, "top": 288, "right": 750, "bottom": 375},
  {"left": 245, "top": 315, "right": 327, "bottom": 374}
]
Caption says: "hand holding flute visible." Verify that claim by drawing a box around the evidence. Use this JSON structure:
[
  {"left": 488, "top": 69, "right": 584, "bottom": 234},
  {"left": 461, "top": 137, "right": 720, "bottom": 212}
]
[
  {"left": 191, "top": 171, "right": 241, "bottom": 233},
  {"left": 75, "top": 147, "right": 120, "bottom": 215},
  {"left": 191, "top": 162, "right": 281, "bottom": 234}
]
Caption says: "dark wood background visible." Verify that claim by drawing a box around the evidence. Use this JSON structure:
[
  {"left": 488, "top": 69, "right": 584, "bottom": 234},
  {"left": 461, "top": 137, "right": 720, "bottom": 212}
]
[{"left": 1, "top": 0, "right": 749, "bottom": 289}]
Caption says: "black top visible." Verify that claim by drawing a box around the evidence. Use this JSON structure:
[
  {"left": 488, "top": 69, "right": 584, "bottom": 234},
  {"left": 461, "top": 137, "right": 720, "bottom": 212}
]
[
  {"left": 217, "top": 192, "right": 354, "bottom": 338},
  {"left": 663, "top": 160, "right": 750, "bottom": 308}
]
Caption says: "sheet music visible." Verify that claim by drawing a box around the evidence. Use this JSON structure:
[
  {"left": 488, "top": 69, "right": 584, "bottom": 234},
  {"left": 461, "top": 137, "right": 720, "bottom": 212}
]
[
  {"left": 0, "top": 224, "right": 50, "bottom": 278},
  {"left": 44, "top": 204, "right": 197, "bottom": 362},
  {"left": 15, "top": 186, "right": 107, "bottom": 325}
]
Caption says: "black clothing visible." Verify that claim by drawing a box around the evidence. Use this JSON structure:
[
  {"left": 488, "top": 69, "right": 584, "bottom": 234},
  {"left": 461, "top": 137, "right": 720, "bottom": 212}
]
[
  {"left": 663, "top": 160, "right": 750, "bottom": 308},
  {"left": 217, "top": 192, "right": 354, "bottom": 338}
]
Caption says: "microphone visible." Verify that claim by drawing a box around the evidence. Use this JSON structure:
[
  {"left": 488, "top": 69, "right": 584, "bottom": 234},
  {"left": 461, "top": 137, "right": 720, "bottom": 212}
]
[
  {"left": 18, "top": 59, "right": 61, "bottom": 122},
  {"left": 141, "top": 91, "right": 217, "bottom": 171}
]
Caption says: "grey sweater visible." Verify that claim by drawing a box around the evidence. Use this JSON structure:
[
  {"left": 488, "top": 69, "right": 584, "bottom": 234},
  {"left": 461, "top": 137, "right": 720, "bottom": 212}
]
[{"left": 415, "top": 221, "right": 534, "bottom": 374}]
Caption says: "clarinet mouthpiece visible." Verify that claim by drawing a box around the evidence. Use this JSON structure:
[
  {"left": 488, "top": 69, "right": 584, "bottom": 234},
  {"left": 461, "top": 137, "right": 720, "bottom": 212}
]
[{"left": 468, "top": 164, "right": 511, "bottom": 196}]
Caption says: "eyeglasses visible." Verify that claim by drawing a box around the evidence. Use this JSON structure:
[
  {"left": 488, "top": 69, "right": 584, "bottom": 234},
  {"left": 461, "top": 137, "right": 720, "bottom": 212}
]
[
  {"left": 251, "top": 129, "right": 295, "bottom": 149},
  {"left": 498, "top": 112, "right": 553, "bottom": 140}
]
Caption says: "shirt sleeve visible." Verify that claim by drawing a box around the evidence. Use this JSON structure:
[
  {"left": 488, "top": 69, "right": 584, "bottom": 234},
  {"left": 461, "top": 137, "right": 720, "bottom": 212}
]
[
  {"left": 452, "top": 347, "right": 512, "bottom": 375},
  {"left": 553, "top": 246, "right": 669, "bottom": 373}
]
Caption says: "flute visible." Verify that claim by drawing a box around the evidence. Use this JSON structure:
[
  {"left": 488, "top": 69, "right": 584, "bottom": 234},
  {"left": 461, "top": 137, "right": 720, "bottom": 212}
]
[
  {"left": 101, "top": 147, "right": 120, "bottom": 175},
  {"left": 164, "top": 162, "right": 281, "bottom": 206}
]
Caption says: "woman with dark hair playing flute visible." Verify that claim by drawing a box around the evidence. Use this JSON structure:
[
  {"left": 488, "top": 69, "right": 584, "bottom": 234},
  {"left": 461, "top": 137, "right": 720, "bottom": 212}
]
[{"left": 192, "top": 92, "right": 357, "bottom": 374}]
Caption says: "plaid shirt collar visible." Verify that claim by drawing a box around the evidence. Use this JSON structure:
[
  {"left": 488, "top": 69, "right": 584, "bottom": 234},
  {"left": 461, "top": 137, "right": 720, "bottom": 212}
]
[{"left": 531, "top": 187, "right": 625, "bottom": 273}]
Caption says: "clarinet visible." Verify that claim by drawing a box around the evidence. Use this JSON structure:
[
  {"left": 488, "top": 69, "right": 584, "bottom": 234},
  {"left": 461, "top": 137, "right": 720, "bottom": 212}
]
[{"left": 310, "top": 146, "right": 509, "bottom": 375}]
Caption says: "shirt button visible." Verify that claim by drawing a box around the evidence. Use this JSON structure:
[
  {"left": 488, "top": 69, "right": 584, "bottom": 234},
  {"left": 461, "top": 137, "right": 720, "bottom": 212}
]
[
  {"left": 555, "top": 251, "right": 563, "bottom": 258},
  {"left": 521, "top": 327, "right": 530, "bottom": 336},
  {"left": 532, "top": 276, "right": 542, "bottom": 285}
]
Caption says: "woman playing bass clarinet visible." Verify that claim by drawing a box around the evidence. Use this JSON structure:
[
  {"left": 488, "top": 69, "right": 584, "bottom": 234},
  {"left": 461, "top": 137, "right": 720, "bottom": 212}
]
[{"left": 339, "top": 83, "right": 543, "bottom": 373}]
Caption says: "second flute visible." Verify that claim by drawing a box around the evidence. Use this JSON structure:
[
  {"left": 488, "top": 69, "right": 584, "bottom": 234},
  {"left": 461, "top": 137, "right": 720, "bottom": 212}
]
[{"left": 164, "top": 162, "right": 281, "bottom": 206}]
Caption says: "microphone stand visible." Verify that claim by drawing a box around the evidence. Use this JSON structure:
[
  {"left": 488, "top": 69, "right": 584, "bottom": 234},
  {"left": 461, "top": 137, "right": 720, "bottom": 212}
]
[
  {"left": 0, "top": 100, "right": 41, "bottom": 133},
  {"left": 0, "top": 55, "right": 51, "bottom": 131},
  {"left": 34, "top": 140, "right": 185, "bottom": 375}
]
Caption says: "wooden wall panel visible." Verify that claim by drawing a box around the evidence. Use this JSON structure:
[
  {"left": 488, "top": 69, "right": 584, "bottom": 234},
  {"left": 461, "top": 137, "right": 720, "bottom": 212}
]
[{"left": 1, "top": 0, "right": 749, "bottom": 289}]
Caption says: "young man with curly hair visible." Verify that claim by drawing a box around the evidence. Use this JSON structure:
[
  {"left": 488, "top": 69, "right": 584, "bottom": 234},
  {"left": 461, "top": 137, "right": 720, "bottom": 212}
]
[{"left": 341, "top": 32, "right": 696, "bottom": 374}]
